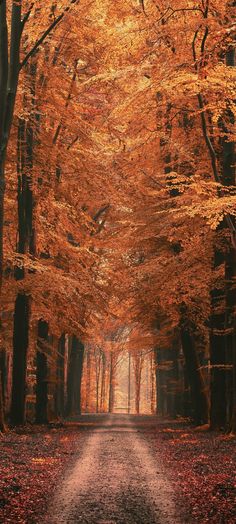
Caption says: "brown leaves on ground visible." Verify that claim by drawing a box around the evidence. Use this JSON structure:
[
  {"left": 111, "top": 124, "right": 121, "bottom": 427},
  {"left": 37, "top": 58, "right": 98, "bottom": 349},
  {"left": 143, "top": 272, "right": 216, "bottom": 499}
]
[
  {"left": 148, "top": 420, "right": 236, "bottom": 524},
  {"left": 0, "top": 425, "right": 83, "bottom": 524},
  {"left": 0, "top": 419, "right": 235, "bottom": 523}
]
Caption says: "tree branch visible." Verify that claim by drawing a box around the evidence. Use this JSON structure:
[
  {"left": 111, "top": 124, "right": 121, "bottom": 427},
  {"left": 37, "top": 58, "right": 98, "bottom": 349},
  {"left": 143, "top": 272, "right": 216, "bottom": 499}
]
[
  {"left": 192, "top": 4, "right": 236, "bottom": 245},
  {"left": 67, "top": 135, "right": 79, "bottom": 150},
  {"left": 21, "top": 2, "right": 34, "bottom": 33},
  {"left": 0, "top": 0, "right": 8, "bottom": 143},
  {"left": 20, "top": 0, "right": 79, "bottom": 70},
  {"left": 4, "top": 1, "right": 22, "bottom": 141}
]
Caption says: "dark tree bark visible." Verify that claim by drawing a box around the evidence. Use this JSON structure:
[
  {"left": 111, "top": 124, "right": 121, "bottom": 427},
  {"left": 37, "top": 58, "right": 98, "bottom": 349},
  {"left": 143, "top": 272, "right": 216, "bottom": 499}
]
[
  {"left": 100, "top": 351, "right": 106, "bottom": 412},
  {"left": 0, "top": 371, "right": 6, "bottom": 431},
  {"left": 154, "top": 348, "right": 168, "bottom": 417},
  {"left": 210, "top": 283, "right": 227, "bottom": 430},
  {"left": 76, "top": 339, "right": 84, "bottom": 416},
  {"left": 150, "top": 352, "right": 156, "bottom": 414},
  {"left": 128, "top": 351, "right": 131, "bottom": 414},
  {"left": 65, "top": 336, "right": 84, "bottom": 417},
  {"left": 225, "top": 250, "right": 236, "bottom": 432},
  {"left": 94, "top": 348, "right": 102, "bottom": 414},
  {"left": 0, "top": 2, "right": 22, "bottom": 286},
  {"left": 55, "top": 334, "right": 66, "bottom": 418},
  {"left": 210, "top": 47, "right": 236, "bottom": 431},
  {"left": 166, "top": 341, "right": 182, "bottom": 419},
  {"left": 0, "top": 348, "right": 6, "bottom": 401},
  {"left": 155, "top": 345, "right": 182, "bottom": 419},
  {"left": 182, "top": 357, "right": 192, "bottom": 418},
  {"left": 10, "top": 64, "right": 36, "bottom": 426},
  {"left": 108, "top": 353, "right": 115, "bottom": 414},
  {"left": 181, "top": 326, "right": 209, "bottom": 425},
  {"left": 134, "top": 351, "right": 144, "bottom": 414},
  {"left": 10, "top": 294, "right": 30, "bottom": 425},
  {"left": 35, "top": 320, "right": 49, "bottom": 424},
  {"left": 85, "top": 347, "right": 91, "bottom": 412},
  {"left": 224, "top": 47, "right": 235, "bottom": 432}
]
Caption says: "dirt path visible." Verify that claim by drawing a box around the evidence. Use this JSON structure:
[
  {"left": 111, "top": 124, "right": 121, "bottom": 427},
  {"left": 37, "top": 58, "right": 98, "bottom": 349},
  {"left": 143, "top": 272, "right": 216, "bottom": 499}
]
[{"left": 45, "top": 414, "right": 180, "bottom": 524}]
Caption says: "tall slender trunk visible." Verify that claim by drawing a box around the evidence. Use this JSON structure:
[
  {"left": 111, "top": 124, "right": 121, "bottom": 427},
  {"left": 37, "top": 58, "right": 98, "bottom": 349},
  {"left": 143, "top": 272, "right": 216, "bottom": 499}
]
[
  {"left": 182, "top": 354, "right": 192, "bottom": 418},
  {"left": 35, "top": 320, "right": 49, "bottom": 424},
  {"left": 0, "top": 372, "right": 5, "bottom": 431},
  {"left": 85, "top": 347, "right": 91, "bottom": 412},
  {"left": 10, "top": 61, "right": 37, "bottom": 425},
  {"left": 210, "top": 47, "right": 236, "bottom": 431},
  {"left": 10, "top": 294, "right": 30, "bottom": 425},
  {"left": 66, "top": 336, "right": 84, "bottom": 417},
  {"left": 95, "top": 349, "right": 101, "bottom": 414},
  {"left": 154, "top": 348, "right": 168, "bottom": 416},
  {"left": 164, "top": 344, "right": 181, "bottom": 419},
  {"left": 100, "top": 352, "right": 106, "bottom": 412},
  {"left": 0, "top": 2, "right": 22, "bottom": 286},
  {"left": 181, "top": 327, "right": 209, "bottom": 425},
  {"left": 210, "top": 283, "right": 227, "bottom": 429},
  {"left": 150, "top": 352, "right": 156, "bottom": 414},
  {"left": 0, "top": 348, "right": 6, "bottom": 402},
  {"left": 55, "top": 334, "right": 66, "bottom": 418},
  {"left": 128, "top": 352, "right": 131, "bottom": 414},
  {"left": 108, "top": 353, "right": 114, "bottom": 413},
  {"left": 134, "top": 352, "right": 143, "bottom": 414},
  {"left": 76, "top": 339, "right": 84, "bottom": 416},
  {"left": 225, "top": 250, "right": 236, "bottom": 431},
  {"left": 224, "top": 47, "right": 235, "bottom": 432}
]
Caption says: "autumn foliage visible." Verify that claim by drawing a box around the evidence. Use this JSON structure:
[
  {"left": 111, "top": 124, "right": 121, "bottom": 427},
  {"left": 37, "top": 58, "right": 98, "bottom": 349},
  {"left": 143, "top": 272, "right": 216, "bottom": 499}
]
[{"left": 0, "top": 1, "right": 235, "bottom": 431}]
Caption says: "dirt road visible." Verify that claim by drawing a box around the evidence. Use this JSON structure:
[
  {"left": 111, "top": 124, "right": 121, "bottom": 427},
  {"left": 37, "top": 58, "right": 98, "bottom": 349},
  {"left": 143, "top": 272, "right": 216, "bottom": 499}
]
[{"left": 45, "top": 414, "right": 180, "bottom": 524}]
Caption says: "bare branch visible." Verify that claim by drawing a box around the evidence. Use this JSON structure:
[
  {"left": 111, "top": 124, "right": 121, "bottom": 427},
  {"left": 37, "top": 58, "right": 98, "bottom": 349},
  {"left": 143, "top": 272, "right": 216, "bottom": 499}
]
[
  {"left": 21, "top": 2, "right": 34, "bottom": 33},
  {"left": 0, "top": 0, "right": 8, "bottom": 143},
  {"left": 141, "top": 170, "right": 166, "bottom": 189},
  {"left": 20, "top": 0, "right": 79, "bottom": 70}
]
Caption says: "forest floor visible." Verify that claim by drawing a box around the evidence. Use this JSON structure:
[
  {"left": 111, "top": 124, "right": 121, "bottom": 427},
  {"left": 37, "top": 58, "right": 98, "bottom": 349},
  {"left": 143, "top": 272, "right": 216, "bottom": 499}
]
[{"left": 0, "top": 414, "right": 235, "bottom": 523}]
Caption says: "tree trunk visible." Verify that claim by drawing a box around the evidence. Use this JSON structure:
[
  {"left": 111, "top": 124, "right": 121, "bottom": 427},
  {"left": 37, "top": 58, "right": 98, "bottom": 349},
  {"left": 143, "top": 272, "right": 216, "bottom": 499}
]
[
  {"left": 181, "top": 327, "right": 209, "bottom": 425},
  {"left": 108, "top": 353, "right": 114, "bottom": 413},
  {"left": 100, "top": 352, "right": 106, "bottom": 412},
  {"left": 224, "top": 47, "right": 235, "bottom": 432},
  {"left": 95, "top": 349, "right": 101, "bottom": 414},
  {"left": 0, "top": 348, "right": 6, "bottom": 402},
  {"left": 76, "top": 339, "right": 84, "bottom": 416},
  {"left": 154, "top": 348, "right": 160, "bottom": 415},
  {"left": 0, "top": 2, "right": 22, "bottom": 287},
  {"left": 225, "top": 250, "right": 236, "bottom": 432},
  {"left": 85, "top": 347, "right": 91, "bottom": 412},
  {"left": 55, "top": 334, "right": 66, "bottom": 418},
  {"left": 231, "top": 319, "right": 236, "bottom": 432},
  {"left": 150, "top": 352, "right": 156, "bottom": 414},
  {"left": 134, "top": 352, "right": 143, "bottom": 414},
  {"left": 210, "top": 47, "right": 236, "bottom": 431},
  {"left": 210, "top": 282, "right": 228, "bottom": 430},
  {"left": 65, "top": 336, "right": 84, "bottom": 417},
  {"left": 0, "top": 372, "right": 6, "bottom": 431},
  {"left": 10, "top": 62, "right": 37, "bottom": 426},
  {"left": 166, "top": 345, "right": 180, "bottom": 419},
  {"left": 35, "top": 320, "right": 49, "bottom": 424},
  {"left": 182, "top": 358, "right": 192, "bottom": 418},
  {"left": 154, "top": 348, "right": 168, "bottom": 416},
  {"left": 10, "top": 294, "right": 30, "bottom": 425},
  {"left": 128, "top": 351, "right": 131, "bottom": 414}
]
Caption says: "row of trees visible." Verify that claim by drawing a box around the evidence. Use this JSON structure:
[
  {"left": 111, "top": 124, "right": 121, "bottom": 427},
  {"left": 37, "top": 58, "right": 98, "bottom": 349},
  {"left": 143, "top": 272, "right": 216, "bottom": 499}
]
[
  {"left": 98, "top": 0, "right": 236, "bottom": 430},
  {"left": 0, "top": 0, "right": 114, "bottom": 430},
  {"left": 0, "top": 1, "right": 235, "bottom": 432}
]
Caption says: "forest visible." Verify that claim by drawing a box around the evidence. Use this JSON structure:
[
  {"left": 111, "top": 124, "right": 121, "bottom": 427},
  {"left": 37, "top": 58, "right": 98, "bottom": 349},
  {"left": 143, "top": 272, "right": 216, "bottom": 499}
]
[{"left": 0, "top": 1, "right": 235, "bottom": 523}]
